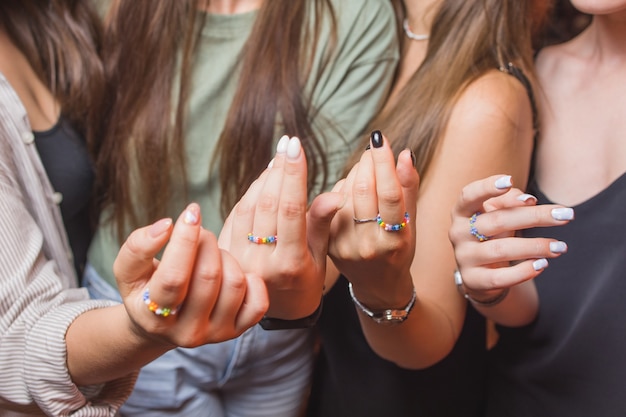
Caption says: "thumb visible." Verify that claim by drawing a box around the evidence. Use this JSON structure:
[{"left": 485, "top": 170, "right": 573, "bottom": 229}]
[
  {"left": 113, "top": 217, "right": 173, "bottom": 297},
  {"left": 307, "top": 191, "right": 346, "bottom": 261}
]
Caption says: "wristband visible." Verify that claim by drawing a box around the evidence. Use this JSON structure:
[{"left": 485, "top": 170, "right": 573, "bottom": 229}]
[
  {"left": 259, "top": 299, "right": 323, "bottom": 330},
  {"left": 348, "top": 282, "right": 416, "bottom": 325}
]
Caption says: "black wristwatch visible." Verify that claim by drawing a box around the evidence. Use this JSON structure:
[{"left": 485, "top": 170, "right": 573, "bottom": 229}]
[{"left": 258, "top": 300, "right": 323, "bottom": 330}]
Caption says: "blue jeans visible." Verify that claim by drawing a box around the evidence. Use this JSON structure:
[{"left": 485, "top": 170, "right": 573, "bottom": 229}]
[{"left": 83, "top": 264, "right": 315, "bottom": 417}]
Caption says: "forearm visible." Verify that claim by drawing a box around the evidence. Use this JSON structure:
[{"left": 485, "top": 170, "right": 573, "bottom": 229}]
[{"left": 66, "top": 304, "right": 171, "bottom": 386}]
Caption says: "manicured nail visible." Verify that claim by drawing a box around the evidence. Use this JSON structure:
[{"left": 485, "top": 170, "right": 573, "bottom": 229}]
[
  {"left": 371, "top": 130, "right": 383, "bottom": 148},
  {"left": 495, "top": 175, "right": 512, "bottom": 190},
  {"left": 267, "top": 158, "right": 274, "bottom": 169},
  {"left": 276, "top": 135, "right": 289, "bottom": 154},
  {"left": 365, "top": 144, "right": 371, "bottom": 151},
  {"left": 149, "top": 218, "right": 173, "bottom": 237},
  {"left": 551, "top": 207, "right": 574, "bottom": 221},
  {"left": 550, "top": 241, "right": 568, "bottom": 253},
  {"left": 287, "top": 136, "right": 301, "bottom": 160},
  {"left": 533, "top": 258, "right": 549, "bottom": 271},
  {"left": 516, "top": 193, "right": 537, "bottom": 203},
  {"left": 183, "top": 203, "right": 200, "bottom": 225},
  {"left": 410, "top": 149, "right": 417, "bottom": 167}
]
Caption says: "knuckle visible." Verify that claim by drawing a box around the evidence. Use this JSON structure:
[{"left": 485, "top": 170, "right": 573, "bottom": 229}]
[
  {"left": 256, "top": 193, "right": 279, "bottom": 214},
  {"left": 378, "top": 189, "right": 403, "bottom": 206},
  {"left": 352, "top": 179, "right": 372, "bottom": 199},
  {"left": 279, "top": 200, "right": 306, "bottom": 221}
]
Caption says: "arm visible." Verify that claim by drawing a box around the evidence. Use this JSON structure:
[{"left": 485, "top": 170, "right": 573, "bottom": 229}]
[
  {"left": 328, "top": 70, "right": 536, "bottom": 369},
  {"left": 448, "top": 175, "right": 573, "bottom": 326}
]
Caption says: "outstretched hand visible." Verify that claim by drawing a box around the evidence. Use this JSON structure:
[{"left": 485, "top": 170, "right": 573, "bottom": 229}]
[{"left": 114, "top": 203, "right": 269, "bottom": 348}]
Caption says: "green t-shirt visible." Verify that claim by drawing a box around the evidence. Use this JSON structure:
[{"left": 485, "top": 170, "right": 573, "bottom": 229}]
[{"left": 88, "top": 0, "right": 399, "bottom": 289}]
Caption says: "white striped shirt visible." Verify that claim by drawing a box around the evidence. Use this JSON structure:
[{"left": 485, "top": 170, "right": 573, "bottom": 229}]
[{"left": 0, "top": 73, "right": 136, "bottom": 416}]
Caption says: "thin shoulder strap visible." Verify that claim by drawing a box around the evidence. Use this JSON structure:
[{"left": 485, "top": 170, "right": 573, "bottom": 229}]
[{"left": 500, "top": 62, "right": 539, "bottom": 142}]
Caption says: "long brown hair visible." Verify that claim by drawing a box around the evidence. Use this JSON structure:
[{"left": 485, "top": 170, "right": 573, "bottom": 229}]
[
  {"left": 363, "top": 0, "right": 544, "bottom": 178},
  {"left": 0, "top": 0, "right": 104, "bottom": 137},
  {"left": 94, "top": 0, "right": 336, "bottom": 238}
]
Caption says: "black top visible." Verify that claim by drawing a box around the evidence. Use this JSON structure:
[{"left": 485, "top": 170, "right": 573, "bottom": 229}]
[
  {"left": 34, "top": 117, "right": 95, "bottom": 279},
  {"left": 307, "top": 276, "right": 487, "bottom": 417},
  {"left": 488, "top": 174, "right": 626, "bottom": 417}
]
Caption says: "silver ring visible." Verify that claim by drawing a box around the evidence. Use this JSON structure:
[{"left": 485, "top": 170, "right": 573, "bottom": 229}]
[{"left": 353, "top": 216, "right": 378, "bottom": 224}]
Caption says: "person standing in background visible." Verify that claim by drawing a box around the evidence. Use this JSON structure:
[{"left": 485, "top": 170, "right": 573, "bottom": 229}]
[{"left": 85, "top": 1, "right": 399, "bottom": 415}]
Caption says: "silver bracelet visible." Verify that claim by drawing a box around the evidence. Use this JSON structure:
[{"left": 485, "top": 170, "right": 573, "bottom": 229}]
[
  {"left": 454, "top": 270, "right": 509, "bottom": 307},
  {"left": 348, "top": 282, "right": 416, "bottom": 325}
]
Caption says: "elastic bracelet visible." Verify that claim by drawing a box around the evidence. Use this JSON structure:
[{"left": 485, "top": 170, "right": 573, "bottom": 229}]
[
  {"left": 259, "top": 299, "right": 323, "bottom": 330},
  {"left": 454, "top": 270, "right": 509, "bottom": 307}
]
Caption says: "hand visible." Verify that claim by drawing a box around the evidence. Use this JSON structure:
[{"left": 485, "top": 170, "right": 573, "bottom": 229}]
[
  {"left": 326, "top": 130, "right": 420, "bottom": 309},
  {"left": 114, "top": 203, "right": 269, "bottom": 348},
  {"left": 218, "top": 136, "right": 344, "bottom": 319},
  {"left": 449, "top": 174, "right": 574, "bottom": 296}
]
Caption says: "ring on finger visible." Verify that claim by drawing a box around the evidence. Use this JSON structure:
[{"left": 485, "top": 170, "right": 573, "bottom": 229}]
[
  {"left": 469, "top": 212, "right": 490, "bottom": 242},
  {"left": 247, "top": 233, "right": 278, "bottom": 244},
  {"left": 377, "top": 212, "right": 410, "bottom": 232},
  {"left": 353, "top": 216, "right": 378, "bottom": 224},
  {"left": 143, "top": 288, "right": 180, "bottom": 317}
]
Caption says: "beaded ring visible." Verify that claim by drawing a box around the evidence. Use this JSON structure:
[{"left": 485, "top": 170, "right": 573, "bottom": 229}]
[
  {"left": 377, "top": 212, "right": 410, "bottom": 232},
  {"left": 247, "top": 233, "right": 278, "bottom": 244},
  {"left": 469, "top": 212, "right": 490, "bottom": 242},
  {"left": 143, "top": 288, "right": 179, "bottom": 317}
]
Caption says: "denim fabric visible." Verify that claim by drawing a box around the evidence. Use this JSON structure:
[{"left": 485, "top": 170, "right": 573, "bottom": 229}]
[{"left": 82, "top": 264, "right": 315, "bottom": 417}]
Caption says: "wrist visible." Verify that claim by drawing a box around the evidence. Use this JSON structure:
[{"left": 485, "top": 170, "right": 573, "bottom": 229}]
[
  {"left": 348, "top": 281, "right": 416, "bottom": 325},
  {"left": 259, "top": 298, "right": 323, "bottom": 330},
  {"left": 454, "top": 270, "right": 509, "bottom": 307}
]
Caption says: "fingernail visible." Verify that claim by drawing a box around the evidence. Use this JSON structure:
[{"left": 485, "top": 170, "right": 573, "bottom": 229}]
[
  {"left": 550, "top": 241, "right": 568, "bottom": 253},
  {"left": 276, "top": 135, "right": 289, "bottom": 154},
  {"left": 410, "top": 149, "right": 417, "bottom": 167},
  {"left": 183, "top": 203, "right": 200, "bottom": 225},
  {"left": 268, "top": 158, "right": 274, "bottom": 169},
  {"left": 371, "top": 130, "right": 383, "bottom": 148},
  {"left": 533, "top": 258, "right": 549, "bottom": 271},
  {"left": 495, "top": 175, "right": 512, "bottom": 190},
  {"left": 149, "top": 218, "right": 173, "bottom": 237},
  {"left": 287, "top": 136, "right": 301, "bottom": 160},
  {"left": 365, "top": 144, "right": 371, "bottom": 151},
  {"left": 551, "top": 207, "right": 574, "bottom": 221},
  {"left": 516, "top": 193, "right": 537, "bottom": 203}
]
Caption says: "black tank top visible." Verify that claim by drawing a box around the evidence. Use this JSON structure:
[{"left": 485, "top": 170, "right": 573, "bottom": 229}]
[
  {"left": 488, "top": 174, "right": 626, "bottom": 417},
  {"left": 34, "top": 117, "right": 95, "bottom": 279}
]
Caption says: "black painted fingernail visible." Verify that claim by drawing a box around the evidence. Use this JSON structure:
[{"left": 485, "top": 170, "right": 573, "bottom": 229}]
[
  {"left": 410, "top": 150, "right": 417, "bottom": 167},
  {"left": 365, "top": 144, "right": 371, "bottom": 151},
  {"left": 371, "top": 130, "right": 383, "bottom": 148}
]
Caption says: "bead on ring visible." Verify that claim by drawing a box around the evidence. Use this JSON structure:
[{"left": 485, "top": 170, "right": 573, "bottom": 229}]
[
  {"left": 353, "top": 216, "right": 378, "bottom": 224},
  {"left": 377, "top": 212, "right": 410, "bottom": 232},
  {"left": 247, "top": 233, "right": 278, "bottom": 244},
  {"left": 469, "top": 212, "right": 490, "bottom": 242},
  {"left": 143, "top": 288, "right": 179, "bottom": 317}
]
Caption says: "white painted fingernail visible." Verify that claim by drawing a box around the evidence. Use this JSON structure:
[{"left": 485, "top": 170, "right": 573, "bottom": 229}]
[
  {"left": 551, "top": 207, "right": 574, "bottom": 221},
  {"left": 533, "top": 258, "right": 549, "bottom": 271},
  {"left": 183, "top": 205, "right": 199, "bottom": 225},
  {"left": 516, "top": 193, "right": 537, "bottom": 203},
  {"left": 276, "top": 135, "right": 289, "bottom": 153},
  {"left": 495, "top": 175, "right": 512, "bottom": 190},
  {"left": 268, "top": 158, "right": 274, "bottom": 169},
  {"left": 550, "top": 241, "right": 568, "bottom": 253},
  {"left": 287, "top": 136, "right": 301, "bottom": 160}
]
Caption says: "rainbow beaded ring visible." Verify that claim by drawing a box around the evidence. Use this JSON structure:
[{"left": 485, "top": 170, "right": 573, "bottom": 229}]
[
  {"left": 143, "top": 288, "right": 179, "bottom": 317},
  {"left": 247, "top": 233, "right": 278, "bottom": 244},
  {"left": 469, "top": 212, "right": 490, "bottom": 242},
  {"left": 377, "top": 212, "right": 410, "bottom": 232}
]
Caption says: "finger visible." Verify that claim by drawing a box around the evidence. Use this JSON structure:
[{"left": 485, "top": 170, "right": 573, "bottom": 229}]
[
  {"left": 454, "top": 174, "right": 515, "bottom": 217},
  {"left": 396, "top": 148, "right": 420, "bottom": 227},
  {"left": 462, "top": 258, "right": 550, "bottom": 290},
  {"left": 114, "top": 217, "right": 174, "bottom": 297},
  {"left": 146, "top": 203, "right": 202, "bottom": 313},
  {"left": 228, "top": 167, "right": 272, "bottom": 248},
  {"left": 483, "top": 188, "right": 538, "bottom": 212},
  {"left": 249, "top": 135, "right": 290, "bottom": 245},
  {"left": 308, "top": 191, "right": 346, "bottom": 262},
  {"left": 235, "top": 272, "right": 269, "bottom": 332},
  {"left": 275, "top": 137, "right": 308, "bottom": 250},
  {"left": 208, "top": 249, "right": 251, "bottom": 329},
  {"left": 467, "top": 204, "right": 574, "bottom": 239},
  {"left": 179, "top": 228, "right": 223, "bottom": 320},
  {"left": 456, "top": 236, "right": 568, "bottom": 268},
  {"left": 370, "top": 131, "right": 406, "bottom": 229},
  {"left": 351, "top": 137, "right": 378, "bottom": 222}
]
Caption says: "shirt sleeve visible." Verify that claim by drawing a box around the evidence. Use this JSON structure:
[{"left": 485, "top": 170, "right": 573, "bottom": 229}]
[
  {"left": 308, "top": 0, "right": 400, "bottom": 191},
  {"left": 0, "top": 139, "right": 137, "bottom": 416}
]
